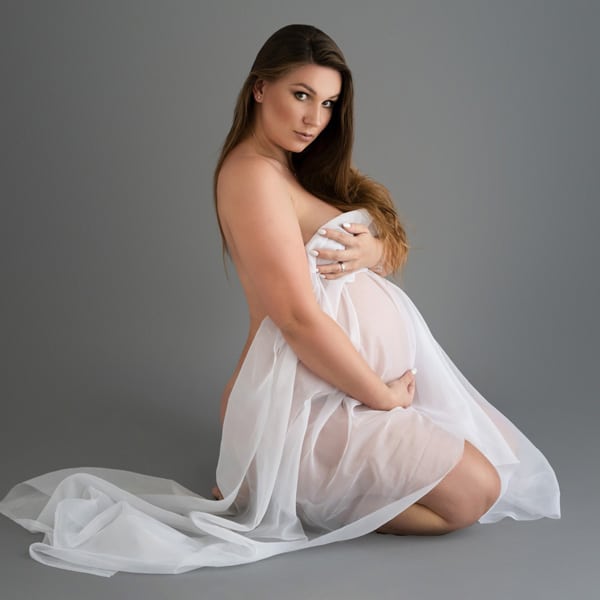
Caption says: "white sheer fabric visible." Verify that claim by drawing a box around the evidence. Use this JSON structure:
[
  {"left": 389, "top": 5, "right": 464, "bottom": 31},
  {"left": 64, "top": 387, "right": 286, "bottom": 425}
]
[{"left": 0, "top": 208, "right": 560, "bottom": 577}]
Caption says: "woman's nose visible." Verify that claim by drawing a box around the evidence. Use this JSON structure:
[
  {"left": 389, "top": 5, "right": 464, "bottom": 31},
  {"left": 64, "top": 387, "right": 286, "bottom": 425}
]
[{"left": 303, "top": 105, "right": 323, "bottom": 127}]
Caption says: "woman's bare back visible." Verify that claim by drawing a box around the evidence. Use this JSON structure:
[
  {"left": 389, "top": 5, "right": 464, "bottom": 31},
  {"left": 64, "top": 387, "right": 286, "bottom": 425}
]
[{"left": 216, "top": 143, "right": 343, "bottom": 416}]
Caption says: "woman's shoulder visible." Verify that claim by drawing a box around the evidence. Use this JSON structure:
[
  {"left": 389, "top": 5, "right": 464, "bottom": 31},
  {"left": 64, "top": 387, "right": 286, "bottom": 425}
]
[
  {"left": 219, "top": 144, "right": 289, "bottom": 185},
  {"left": 217, "top": 146, "right": 292, "bottom": 218}
]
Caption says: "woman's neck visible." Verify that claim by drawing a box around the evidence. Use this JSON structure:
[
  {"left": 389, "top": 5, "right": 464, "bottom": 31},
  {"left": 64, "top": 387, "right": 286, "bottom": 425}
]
[{"left": 249, "top": 126, "right": 292, "bottom": 172}]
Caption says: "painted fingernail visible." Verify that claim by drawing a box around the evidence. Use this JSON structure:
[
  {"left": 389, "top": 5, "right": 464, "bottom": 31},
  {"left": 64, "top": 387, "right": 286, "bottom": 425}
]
[
  {"left": 310, "top": 250, "right": 319, "bottom": 256},
  {"left": 318, "top": 228, "right": 327, "bottom": 235},
  {"left": 343, "top": 223, "right": 351, "bottom": 228},
  {"left": 410, "top": 368, "right": 418, "bottom": 375},
  {"left": 315, "top": 267, "right": 320, "bottom": 273},
  {"left": 319, "top": 274, "right": 326, "bottom": 279}
]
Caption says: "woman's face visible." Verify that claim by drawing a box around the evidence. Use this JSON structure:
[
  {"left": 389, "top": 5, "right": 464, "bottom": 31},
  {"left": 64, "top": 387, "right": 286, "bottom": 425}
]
[{"left": 254, "top": 63, "right": 342, "bottom": 153}]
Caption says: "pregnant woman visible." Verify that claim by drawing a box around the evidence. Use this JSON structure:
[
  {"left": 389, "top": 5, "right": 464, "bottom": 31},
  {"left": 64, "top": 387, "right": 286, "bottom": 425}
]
[{"left": 0, "top": 24, "right": 560, "bottom": 577}]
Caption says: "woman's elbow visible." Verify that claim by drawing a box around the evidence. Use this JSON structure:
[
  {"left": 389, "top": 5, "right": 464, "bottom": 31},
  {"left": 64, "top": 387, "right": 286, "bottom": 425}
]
[{"left": 274, "top": 303, "right": 323, "bottom": 338}]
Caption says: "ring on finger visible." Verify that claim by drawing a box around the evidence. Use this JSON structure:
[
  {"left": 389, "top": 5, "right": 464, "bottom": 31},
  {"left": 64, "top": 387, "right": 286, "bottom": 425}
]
[{"left": 339, "top": 261, "right": 346, "bottom": 272}]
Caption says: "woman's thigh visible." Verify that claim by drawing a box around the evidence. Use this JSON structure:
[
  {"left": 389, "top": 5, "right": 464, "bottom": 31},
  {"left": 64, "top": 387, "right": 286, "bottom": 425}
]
[{"left": 418, "top": 439, "right": 501, "bottom": 528}]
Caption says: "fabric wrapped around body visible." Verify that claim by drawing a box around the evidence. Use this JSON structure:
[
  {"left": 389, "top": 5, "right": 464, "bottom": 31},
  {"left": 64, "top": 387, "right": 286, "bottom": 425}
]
[{"left": 0, "top": 208, "right": 560, "bottom": 577}]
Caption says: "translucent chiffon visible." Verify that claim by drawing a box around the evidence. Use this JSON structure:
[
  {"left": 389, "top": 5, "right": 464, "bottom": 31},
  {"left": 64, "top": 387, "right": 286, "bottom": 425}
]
[{"left": 0, "top": 208, "right": 560, "bottom": 577}]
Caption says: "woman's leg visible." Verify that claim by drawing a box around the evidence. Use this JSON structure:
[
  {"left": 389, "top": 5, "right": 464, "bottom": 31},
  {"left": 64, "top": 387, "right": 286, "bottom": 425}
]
[
  {"left": 375, "top": 502, "right": 453, "bottom": 535},
  {"left": 376, "top": 440, "right": 501, "bottom": 535},
  {"left": 212, "top": 441, "right": 501, "bottom": 535}
]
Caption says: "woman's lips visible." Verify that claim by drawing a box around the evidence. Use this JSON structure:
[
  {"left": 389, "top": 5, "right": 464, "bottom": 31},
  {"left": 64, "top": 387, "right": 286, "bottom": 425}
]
[{"left": 294, "top": 131, "right": 315, "bottom": 141}]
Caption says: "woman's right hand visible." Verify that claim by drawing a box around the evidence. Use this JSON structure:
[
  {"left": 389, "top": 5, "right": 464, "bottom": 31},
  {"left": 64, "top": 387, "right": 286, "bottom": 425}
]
[{"left": 385, "top": 368, "right": 417, "bottom": 409}]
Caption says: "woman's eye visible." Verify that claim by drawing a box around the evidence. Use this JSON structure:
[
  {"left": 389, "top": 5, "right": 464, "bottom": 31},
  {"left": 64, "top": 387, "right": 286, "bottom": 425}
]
[{"left": 294, "top": 92, "right": 336, "bottom": 109}]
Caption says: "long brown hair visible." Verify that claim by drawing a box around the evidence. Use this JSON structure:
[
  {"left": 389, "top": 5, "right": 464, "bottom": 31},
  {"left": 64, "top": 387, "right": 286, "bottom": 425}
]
[{"left": 213, "top": 24, "right": 409, "bottom": 273}]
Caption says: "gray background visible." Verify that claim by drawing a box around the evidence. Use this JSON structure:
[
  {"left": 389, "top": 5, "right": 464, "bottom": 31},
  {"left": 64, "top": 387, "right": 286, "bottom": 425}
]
[{"left": 0, "top": 0, "right": 597, "bottom": 598}]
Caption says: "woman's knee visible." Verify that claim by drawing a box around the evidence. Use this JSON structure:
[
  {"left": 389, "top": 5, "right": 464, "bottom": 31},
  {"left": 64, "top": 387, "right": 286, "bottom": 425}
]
[
  {"left": 473, "top": 442, "right": 501, "bottom": 507},
  {"left": 453, "top": 441, "right": 501, "bottom": 526},
  {"left": 480, "top": 455, "right": 502, "bottom": 512},
  {"left": 421, "top": 441, "right": 501, "bottom": 530}
]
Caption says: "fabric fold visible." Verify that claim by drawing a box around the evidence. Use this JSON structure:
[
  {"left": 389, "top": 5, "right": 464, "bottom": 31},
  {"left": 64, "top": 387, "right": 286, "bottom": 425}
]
[{"left": 0, "top": 208, "right": 560, "bottom": 576}]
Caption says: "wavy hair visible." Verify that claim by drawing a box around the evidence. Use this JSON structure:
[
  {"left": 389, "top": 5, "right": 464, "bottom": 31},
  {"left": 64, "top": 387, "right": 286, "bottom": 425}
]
[{"left": 213, "top": 24, "right": 409, "bottom": 273}]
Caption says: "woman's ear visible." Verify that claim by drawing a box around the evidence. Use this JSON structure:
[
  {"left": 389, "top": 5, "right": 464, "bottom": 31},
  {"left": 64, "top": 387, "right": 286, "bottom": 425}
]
[{"left": 254, "top": 79, "right": 265, "bottom": 102}]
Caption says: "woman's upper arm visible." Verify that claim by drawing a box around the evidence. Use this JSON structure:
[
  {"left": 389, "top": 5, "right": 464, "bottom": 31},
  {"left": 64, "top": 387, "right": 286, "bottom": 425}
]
[{"left": 217, "top": 158, "right": 320, "bottom": 330}]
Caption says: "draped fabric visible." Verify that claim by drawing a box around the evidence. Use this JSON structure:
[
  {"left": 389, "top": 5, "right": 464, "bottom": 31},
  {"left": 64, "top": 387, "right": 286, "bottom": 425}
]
[{"left": 0, "top": 208, "right": 560, "bottom": 577}]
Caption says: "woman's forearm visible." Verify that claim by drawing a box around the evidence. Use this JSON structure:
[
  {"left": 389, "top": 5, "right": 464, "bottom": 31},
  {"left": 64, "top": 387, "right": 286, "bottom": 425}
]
[{"left": 280, "top": 309, "right": 394, "bottom": 410}]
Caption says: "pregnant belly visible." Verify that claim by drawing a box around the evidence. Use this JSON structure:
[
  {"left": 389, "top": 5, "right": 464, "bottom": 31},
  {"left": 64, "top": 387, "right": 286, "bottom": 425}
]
[{"left": 339, "top": 272, "right": 416, "bottom": 382}]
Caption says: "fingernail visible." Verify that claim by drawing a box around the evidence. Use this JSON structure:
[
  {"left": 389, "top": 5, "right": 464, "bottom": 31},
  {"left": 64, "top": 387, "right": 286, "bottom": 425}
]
[
  {"left": 315, "top": 267, "right": 320, "bottom": 273},
  {"left": 319, "top": 274, "right": 326, "bottom": 279},
  {"left": 318, "top": 228, "right": 327, "bottom": 235},
  {"left": 343, "top": 223, "right": 351, "bottom": 228},
  {"left": 310, "top": 250, "right": 319, "bottom": 256},
  {"left": 410, "top": 368, "right": 418, "bottom": 375}
]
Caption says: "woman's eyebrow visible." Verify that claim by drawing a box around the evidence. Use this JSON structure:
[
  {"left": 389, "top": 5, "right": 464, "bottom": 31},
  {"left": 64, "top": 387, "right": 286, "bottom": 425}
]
[{"left": 290, "top": 82, "right": 340, "bottom": 99}]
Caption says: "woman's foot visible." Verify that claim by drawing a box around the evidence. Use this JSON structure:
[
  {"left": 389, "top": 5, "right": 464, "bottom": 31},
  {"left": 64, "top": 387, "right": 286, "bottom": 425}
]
[{"left": 212, "top": 485, "right": 223, "bottom": 500}]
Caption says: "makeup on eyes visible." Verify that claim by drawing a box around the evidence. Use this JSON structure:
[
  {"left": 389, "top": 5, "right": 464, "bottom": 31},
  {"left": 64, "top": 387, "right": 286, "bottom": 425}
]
[
  {"left": 290, "top": 82, "right": 340, "bottom": 102},
  {"left": 293, "top": 91, "right": 337, "bottom": 108}
]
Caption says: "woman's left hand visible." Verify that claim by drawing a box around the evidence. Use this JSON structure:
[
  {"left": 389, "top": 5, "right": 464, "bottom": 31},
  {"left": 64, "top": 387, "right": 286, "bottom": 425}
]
[{"left": 312, "top": 222, "right": 386, "bottom": 279}]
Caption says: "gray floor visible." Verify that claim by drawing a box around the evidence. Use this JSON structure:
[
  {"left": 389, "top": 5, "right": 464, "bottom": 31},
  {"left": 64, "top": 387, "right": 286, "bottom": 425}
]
[
  {"left": 0, "top": 404, "right": 594, "bottom": 600},
  {"left": 0, "top": 515, "right": 590, "bottom": 600}
]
